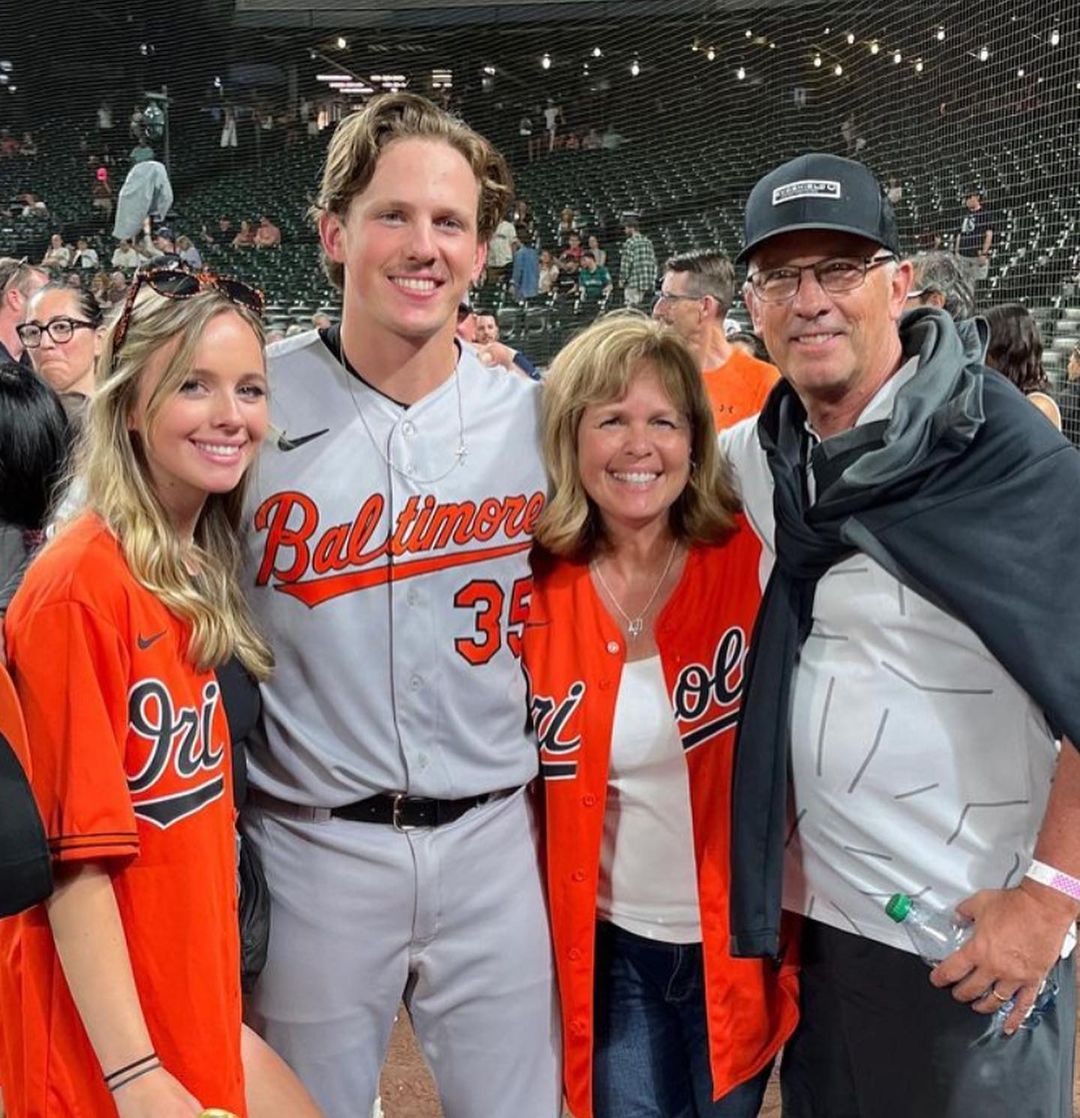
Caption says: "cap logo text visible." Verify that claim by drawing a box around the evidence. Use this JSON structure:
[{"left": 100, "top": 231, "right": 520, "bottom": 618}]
[{"left": 772, "top": 180, "right": 842, "bottom": 206}]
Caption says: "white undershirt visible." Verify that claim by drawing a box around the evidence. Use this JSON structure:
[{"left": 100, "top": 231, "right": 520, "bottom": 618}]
[{"left": 597, "top": 655, "right": 702, "bottom": 942}]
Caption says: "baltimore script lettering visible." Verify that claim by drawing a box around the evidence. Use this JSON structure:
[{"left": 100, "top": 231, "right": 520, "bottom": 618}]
[{"left": 254, "top": 489, "right": 546, "bottom": 607}]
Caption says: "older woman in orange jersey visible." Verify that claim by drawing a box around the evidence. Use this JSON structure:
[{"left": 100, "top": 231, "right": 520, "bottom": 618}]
[{"left": 524, "top": 314, "right": 797, "bottom": 1118}]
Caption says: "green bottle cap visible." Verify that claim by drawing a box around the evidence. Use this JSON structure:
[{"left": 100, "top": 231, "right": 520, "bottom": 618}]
[{"left": 885, "top": 893, "right": 912, "bottom": 922}]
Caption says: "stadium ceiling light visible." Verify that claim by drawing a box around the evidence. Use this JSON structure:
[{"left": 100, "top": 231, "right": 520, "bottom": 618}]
[
  {"left": 706, "top": 46, "right": 716, "bottom": 61},
  {"left": 336, "top": 36, "right": 347, "bottom": 49},
  {"left": 630, "top": 58, "right": 640, "bottom": 76},
  {"left": 769, "top": 42, "right": 777, "bottom": 49},
  {"left": 870, "top": 40, "right": 880, "bottom": 54},
  {"left": 978, "top": 46, "right": 990, "bottom": 61},
  {"left": 691, "top": 39, "right": 699, "bottom": 52},
  {"left": 824, "top": 27, "right": 831, "bottom": 35},
  {"left": 736, "top": 66, "right": 747, "bottom": 79},
  {"left": 1017, "top": 67, "right": 1025, "bottom": 77},
  {"left": 936, "top": 26, "right": 946, "bottom": 41},
  {"left": 846, "top": 32, "right": 856, "bottom": 45},
  {"left": 813, "top": 54, "right": 822, "bottom": 67},
  {"left": 1050, "top": 29, "right": 1061, "bottom": 46},
  {"left": 541, "top": 52, "right": 551, "bottom": 69},
  {"left": 593, "top": 46, "right": 603, "bottom": 57},
  {"left": 915, "top": 59, "right": 924, "bottom": 73},
  {"left": 482, "top": 64, "right": 496, "bottom": 75},
  {"left": 316, "top": 74, "right": 353, "bottom": 82},
  {"left": 834, "top": 63, "right": 843, "bottom": 75},
  {"left": 893, "top": 50, "right": 902, "bottom": 63},
  {"left": 745, "top": 29, "right": 753, "bottom": 38}
]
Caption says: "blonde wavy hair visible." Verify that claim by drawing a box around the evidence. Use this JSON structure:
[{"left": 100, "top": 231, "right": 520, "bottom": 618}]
[
  {"left": 310, "top": 92, "right": 514, "bottom": 290},
  {"left": 535, "top": 313, "right": 739, "bottom": 559},
  {"left": 74, "top": 285, "right": 273, "bottom": 679}
]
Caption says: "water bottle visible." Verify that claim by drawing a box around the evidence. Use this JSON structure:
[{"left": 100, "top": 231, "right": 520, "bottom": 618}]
[{"left": 885, "top": 893, "right": 1056, "bottom": 1032}]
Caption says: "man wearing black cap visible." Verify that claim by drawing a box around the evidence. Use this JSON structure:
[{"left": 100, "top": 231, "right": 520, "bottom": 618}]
[
  {"left": 722, "top": 153, "right": 1080, "bottom": 1117},
  {"left": 954, "top": 187, "right": 994, "bottom": 283}
]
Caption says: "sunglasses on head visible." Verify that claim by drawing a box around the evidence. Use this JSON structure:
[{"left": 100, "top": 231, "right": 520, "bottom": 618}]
[{"left": 112, "top": 265, "right": 265, "bottom": 360}]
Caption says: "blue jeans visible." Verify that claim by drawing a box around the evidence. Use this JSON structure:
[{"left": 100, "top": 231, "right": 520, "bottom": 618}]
[{"left": 593, "top": 921, "right": 773, "bottom": 1118}]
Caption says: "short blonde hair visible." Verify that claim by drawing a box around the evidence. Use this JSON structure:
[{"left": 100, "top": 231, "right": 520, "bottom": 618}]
[
  {"left": 535, "top": 313, "right": 738, "bottom": 559},
  {"left": 311, "top": 92, "right": 513, "bottom": 290},
  {"left": 74, "top": 286, "right": 273, "bottom": 679}
]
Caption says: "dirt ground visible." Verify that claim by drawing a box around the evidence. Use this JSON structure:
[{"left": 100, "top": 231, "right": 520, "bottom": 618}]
[{"left": 378, "top": 980, "right": 1080, "bottom": 1118}]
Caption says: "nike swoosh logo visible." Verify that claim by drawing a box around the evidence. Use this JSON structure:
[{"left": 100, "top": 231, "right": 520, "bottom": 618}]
[
  {"left": 277, "top": 428, "right": 329, "bottom": 452},
  {"left": 137, "top": 630, "right": 166, "bottom": 651}
]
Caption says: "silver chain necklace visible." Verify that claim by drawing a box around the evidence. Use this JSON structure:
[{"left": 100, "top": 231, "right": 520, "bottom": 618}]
[
  {"left": 343, "top": 362, "right": 468, "bottom": 485},
  {"left": 591, "top": 539, "right": 679, "bottom": 639}
]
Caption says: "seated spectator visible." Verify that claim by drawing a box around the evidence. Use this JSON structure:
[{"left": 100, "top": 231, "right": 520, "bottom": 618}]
[
  {"left": 562, "top": 231, "right": 583, "bottom": 262},
  {"left": 233, "top": 220, "right": 256, "bottom": 248},
  {"left": 983, "top": 302, "right": 1061, "bottom": 429},
  {"left": 106, "top": 271, "right": 128, "bottom": 304},
  {"left": 71, "top": 239, "right": 99, "bottom": 270},
  {"left": 40, "top": 235, "right": 72, "bottom": 270},
  {"left": 65, "top": 273, "right": 83, "bottom": 290},
  {"left": 20, "top": 193, "right": 47, "bottom": 218},
  {"left": 557, "top": 207, "right": 578, "bottom": 241},
  {"left": 312, "top": 313, "right": 332, "bottom": 331},
  {"left": 111, "top": 239, "right": 140, "bottom": 269},
  {"left": 556, "top": 252, "right": 580, "bottom": 292},
  {"left": 564, "top": 131, "right": 581, "bottom": 151},
  {"left": 18, "top": 132, "right": 37, "bottom": 157},
  {"left": 254, "top": 216, "right": 281, "bottom": 249},
  {"left": 601, "top": 124, "right": 625, "bottom": 150},
  {"left": 586, "top": 233, "right": 606, "bottom": 268},
  {"left": 538, "top": 249, "right": 560, "bottom": 296},
  {"left": 576, "top": 251, "right": 612, "bottom": 300},
  {"left": 176, "top": 235, "right": 203, "bottom": 270},
  {"left": 0, "top": 129, "right": 18, "bottom": 157},
  {"left": 89, "top": 271, "right": 111, "bottom": 307},
  {"left": 582, "top": 127, "right": 603, "bottom": 151}
]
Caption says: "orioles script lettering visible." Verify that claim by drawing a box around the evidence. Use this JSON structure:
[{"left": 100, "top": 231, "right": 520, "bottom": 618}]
[{"left": 254, "top": 489, "right": 546, "bottom": 607}]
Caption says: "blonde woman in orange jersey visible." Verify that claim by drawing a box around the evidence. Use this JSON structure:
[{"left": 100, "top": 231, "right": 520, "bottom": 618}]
[{"left": 0, "top": 267, "right": 321, "bottom": 1118}]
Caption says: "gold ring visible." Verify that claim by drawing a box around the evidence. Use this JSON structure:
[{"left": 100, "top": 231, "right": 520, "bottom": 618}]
[{"left": 990, "top": 988, "right": 1010, "bottom": 1003}]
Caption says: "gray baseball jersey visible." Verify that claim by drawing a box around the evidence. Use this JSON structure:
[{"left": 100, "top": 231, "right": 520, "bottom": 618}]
[{"left": 243, "top": 330, "right": 546, "bottom": 803}]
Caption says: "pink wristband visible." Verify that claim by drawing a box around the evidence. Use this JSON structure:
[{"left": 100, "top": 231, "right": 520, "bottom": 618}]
[{"left": 1025, "top": 858, "right": 1080, "bottom": 902}]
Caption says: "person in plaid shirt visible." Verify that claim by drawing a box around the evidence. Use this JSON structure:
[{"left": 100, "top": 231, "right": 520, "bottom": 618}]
[{"left": 618, "top": 213, "right": 658, "bottom": 307}]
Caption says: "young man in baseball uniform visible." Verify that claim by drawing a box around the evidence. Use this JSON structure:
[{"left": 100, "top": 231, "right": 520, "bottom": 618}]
[{"left": 241, "top": 93, "right": 561, "bottom": 1118}]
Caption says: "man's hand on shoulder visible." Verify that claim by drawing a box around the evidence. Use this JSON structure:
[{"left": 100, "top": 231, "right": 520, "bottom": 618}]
[{"left": 474, "top": 342, "right": 532, "bottom": 381}]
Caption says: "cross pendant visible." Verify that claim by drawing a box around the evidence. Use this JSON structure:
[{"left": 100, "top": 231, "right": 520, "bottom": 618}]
[{"left": 627, "top": 618, "right": 644, "bottom": 639}]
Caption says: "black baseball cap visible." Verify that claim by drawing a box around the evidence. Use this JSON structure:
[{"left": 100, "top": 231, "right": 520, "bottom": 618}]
[{"left": 737, "top": 153, "right": 899, "bottom": 264}]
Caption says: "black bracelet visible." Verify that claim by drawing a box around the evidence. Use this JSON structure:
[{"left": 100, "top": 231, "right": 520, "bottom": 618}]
[
  {"left": 107, "top": 1059, "right": 162, "bottom": 1094},
  {"left": 103, "top": 1051, "right": 158, "bottom": 1086}
]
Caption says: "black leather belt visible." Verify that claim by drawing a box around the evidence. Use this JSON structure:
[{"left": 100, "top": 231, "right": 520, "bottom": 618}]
[{"left": 249, "top": 787, "right": 518, "bottom": 831}]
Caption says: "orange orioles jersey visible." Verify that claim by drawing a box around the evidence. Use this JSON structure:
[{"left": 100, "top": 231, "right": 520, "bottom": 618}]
[
  {"left": 0, "top": 514, "right": 245, "bottom": 1118},
  {"left": 523, "top": 520, "right": 798, "bottom": 1118}
]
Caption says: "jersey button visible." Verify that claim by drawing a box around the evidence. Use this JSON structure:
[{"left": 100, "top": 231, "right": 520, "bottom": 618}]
[
  {"left": 404, "top": 463, "right": 415, "bottom": 477},
  {"left": 582, "top": 794, "right": 597, "bottom": 807},
  {"left": 402, "top": 421, "right": 415, "bottom": 436},
  {"left": 406, "top": 588, "right": 421, "bottom": 606},
  {"left": 568, "top": 947, "right": 582, "bottom": 961},
  {"left": 571, "top": 868, "right": 586, "bottom": 882},
  {"left": 606, "top": 641, "right": 619, "bottom": 654},
  {"left": 571, "top": 1019, "right": 589, "bottom": 1038},
  {"left": 409, "top": 674, "right": 423, "bottom": 691}
]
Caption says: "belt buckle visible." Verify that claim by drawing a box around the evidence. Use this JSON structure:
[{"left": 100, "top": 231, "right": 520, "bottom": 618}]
[{"left": 392, "top": 793, "right": 417, "bottom": 833}]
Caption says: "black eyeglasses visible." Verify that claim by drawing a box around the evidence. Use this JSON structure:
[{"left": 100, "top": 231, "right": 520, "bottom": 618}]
[
  {"left": 112, "top": 265, "right": 265, "bottom": 359},
  {"left": 747, "top": 254, "right": 897, "bottom": 303},
  {"left": 17, "top": 317, "right": 96, "bottom": 347}
]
